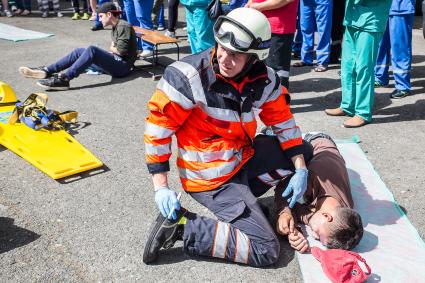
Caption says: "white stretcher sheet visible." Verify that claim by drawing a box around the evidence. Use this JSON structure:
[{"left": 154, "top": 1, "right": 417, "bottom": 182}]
[{"left": 298, "top": 142, "right": 425, "bottom": 283}]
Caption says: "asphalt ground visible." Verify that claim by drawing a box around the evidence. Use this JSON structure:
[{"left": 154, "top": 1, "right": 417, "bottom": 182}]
[{"left": 1, "top": 6, "right": 424, "bottom": 282}]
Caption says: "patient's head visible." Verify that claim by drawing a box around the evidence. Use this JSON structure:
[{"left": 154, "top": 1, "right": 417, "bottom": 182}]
[
  {"left": 327, "top": 207, "right": 363, "bottom": 250},
  {"left": 309, "top": 207, "right": 363, "bottom": 250}
]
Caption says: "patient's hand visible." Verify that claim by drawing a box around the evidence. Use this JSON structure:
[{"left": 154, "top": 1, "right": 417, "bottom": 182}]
[
  {"left": 276, "top": 212, "right": 295, "bottom": 236},
  {"left": 288, "top": 229, "right": 309, "bottom": 253}
]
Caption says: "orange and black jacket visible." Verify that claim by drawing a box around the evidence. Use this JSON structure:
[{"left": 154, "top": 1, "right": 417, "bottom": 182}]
[{"left": 144, "top": 48, "right": 304, "bottom": 192}]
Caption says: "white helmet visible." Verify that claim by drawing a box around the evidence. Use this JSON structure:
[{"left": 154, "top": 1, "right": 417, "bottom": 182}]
[{"left": 213, "top": 7, "right": 272, "bottom": 60}]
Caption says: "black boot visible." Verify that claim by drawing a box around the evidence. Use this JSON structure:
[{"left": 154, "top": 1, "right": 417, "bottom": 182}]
[{"left": 143, "top": 208, "right": 187, "bottom": 264}]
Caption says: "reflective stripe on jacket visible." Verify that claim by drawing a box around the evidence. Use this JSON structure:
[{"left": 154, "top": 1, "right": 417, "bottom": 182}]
[{"left": 144, "top": 48, "right": 304, "bottom": 192}]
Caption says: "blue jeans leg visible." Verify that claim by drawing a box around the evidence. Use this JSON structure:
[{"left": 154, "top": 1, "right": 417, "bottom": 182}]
[
  {"left": 300, "top": 0, "right": 315, "bottom": 64},
  {"left": 123, "top": 0, "right": 143, "bottom": 49},
  {"left": 134, "top": 0, "right": 154, "bottom": 51},
  {"left": 374, "top": 22, "right": 390, "bottom": 86},
  {"left": 158, "top": 4, "right": 165, "bottom": 27},
  {"left": 47, "top": 46, "right": 131, "bottom": 80},
  {"left": 46, "top": 48, "right": 86, "bottom": 75}
]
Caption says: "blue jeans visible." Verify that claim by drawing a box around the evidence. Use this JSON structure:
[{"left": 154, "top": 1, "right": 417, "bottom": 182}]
[
  {"left": 46, "top": 45, "right": 133, "bottom": 80},
  {"left": 123, "top": 0, "right": 154, "bottom": 51},
  {"left": 374, "top": 14, "right": 414, "bottom": 91},
  {"left": 300, "top": 0, "right": 332, "bottom": 65}
]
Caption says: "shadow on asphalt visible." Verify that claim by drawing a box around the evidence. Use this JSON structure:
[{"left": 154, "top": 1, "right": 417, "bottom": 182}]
[
  {"left": 0, "top": 217, "right": 40, "bottom": 254},
  {"left": 65, "top": 121, "right": 92, "bottom": 136},
  {"left": 56, "top": 164, "right": 110, "bottom": 184},
  {"left": 68, "top": 71, "right": 152, "bottom": 91},
  {"left": 290, "top": 77, "right": 341, "bottom": 95}
]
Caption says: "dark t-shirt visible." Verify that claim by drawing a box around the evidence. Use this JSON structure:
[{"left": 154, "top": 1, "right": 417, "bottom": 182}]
[
  {"left": 276, "top": 138, "right": 354, "bottom": 225},
  {"left": 111, "top": 20, "right": 138, "bottom": 65}
]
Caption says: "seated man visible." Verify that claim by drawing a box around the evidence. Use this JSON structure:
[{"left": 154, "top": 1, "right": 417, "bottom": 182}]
[
  {"left": 18, "top": 2, "right": 137, "bottom": 91},
  {"left": 273, "top": 133, "right": 364, "bottom": 252},
  {"left": 143, "top": 8, "right": 310, "bottom": 267}
]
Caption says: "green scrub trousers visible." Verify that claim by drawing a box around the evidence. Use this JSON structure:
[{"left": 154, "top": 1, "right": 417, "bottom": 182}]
[
  {"left": 340, "top": 26, "right": 383, "bottom": 122},
  {"left": 185, "top": 5, "right": 215, "bottom": 54}
]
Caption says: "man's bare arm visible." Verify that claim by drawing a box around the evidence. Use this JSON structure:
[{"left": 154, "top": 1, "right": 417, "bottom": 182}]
[{"left": 246, "top": 0, "right": 294, "bottom": 12}]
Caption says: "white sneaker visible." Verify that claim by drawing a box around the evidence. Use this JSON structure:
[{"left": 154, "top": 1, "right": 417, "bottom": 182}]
[
  {"left": 164, "top": 30, "right": 176, "bottom": 38},
  {"left": 139, "top": 50, "right": 153, "bottom": 58},
  {"left": 56, "top": 11, "right": 63, "bottom": 17},
  {"left": 42, "top": 11, "right": 48, "bottom": 18},
  {"left": 11, "top": 5, "right": 17, "bottom": 12},
  {"left": 5, "top": 9, "right": 13, "bottom": 17}
]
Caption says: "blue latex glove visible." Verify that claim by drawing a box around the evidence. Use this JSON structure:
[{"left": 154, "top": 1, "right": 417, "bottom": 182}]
[
  {"left": 282, "top": 168, "right": 309, "bottom": 208},
  {"left": 154, "top": 187, "right": 181, "bottom": 220}
]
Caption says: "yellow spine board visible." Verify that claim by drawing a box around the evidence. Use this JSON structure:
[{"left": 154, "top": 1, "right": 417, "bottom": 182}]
[{"left": 1, "top": 85, "right": 103, "bottom": 179}]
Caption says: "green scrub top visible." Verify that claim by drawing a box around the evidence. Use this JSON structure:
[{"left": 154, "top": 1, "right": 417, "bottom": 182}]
[{"left": 343, "top": 0, "right": 393, "bottom": 33}]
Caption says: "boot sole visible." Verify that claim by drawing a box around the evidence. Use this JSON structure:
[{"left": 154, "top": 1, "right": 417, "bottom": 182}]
[
  {"left": 143, "top": 213, "right": 168, "bottom": 264},
  {"left": 36, "top": 81, "right": 69, "bottom": 91},
  {"left": 19, "top": 67, "right": 47, "bottom": 79}
]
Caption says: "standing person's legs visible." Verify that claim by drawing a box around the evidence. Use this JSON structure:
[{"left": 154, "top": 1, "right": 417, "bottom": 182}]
[
  {"left": 353, "top": 30, "right": 382, "bottom": 122},
  {"left": 300, "top": 0, "right": 315, "bottom": 65},
  {"left": 71, "top": 0, "right": 79, "bottom": 13},
  {"left": 152, "top": 0, "right": 163, "bottom": 27},
  {"left": 185, "top": 175, "right": 280, "bottom": 267},
  {"left": 330, "top": 0, "right": 345, "bottom": 63},
  {"left": 82, "top": 0, "right": 88, "bottom": 13},
  {"left": 339, "top": 26, "right": 357, "bottom": 116},
  {"left": 167, "top": 0, "right": 179, "bottom": 32},
  {"left": 390, "top": 14, "right": 414, "bottom": 92},
  {"left": 51, "top": 0, "right": 60, "bottom": 13},
  {"left": 134, "top": 0, "right": 154, "bottom": 51},
  {"left": 185, "top": 5, "right": 197, "bottom": 53},
  {"left": 292, "top": 11, "right": 303, "bottom": 57},
  {"left": 23, "top": 0, "right": 31, "bottom": 11},
  {"left": 266, "top": 33, "right": 295, "bottom": 89},
  {"left": 191, "top": 6, "right": 214, "bottom": 53},
  {"left": 89, "top": 0, "right": 96, "bottom": 16},
  {"left": 2, "top": 0, "right": 10, "bottom": 11},
  {"left": 93, "top": 0, "right": 107, "bottom": 30},
  {"left": 40, "top": 0, "right": 48, "bottom": 13},
  {"left": 123, "top": 0, "right": 143, "bottom": 49},
  {"left": 314, "top": 0, "right": 332, "bottom": 67},
  {"left": 158, "top": 3, "right": 165, "bottom": 28},
  {"left": 374, "top": 22, "right": 390, "bottom": 86},
  {"left": 123, "top": 0, "right": 138, "bottom": 25}
]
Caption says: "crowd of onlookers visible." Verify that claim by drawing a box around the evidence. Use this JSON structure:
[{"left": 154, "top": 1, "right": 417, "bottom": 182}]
[{"left": 5, "top": 0, "right": 417, "bottom": 128}]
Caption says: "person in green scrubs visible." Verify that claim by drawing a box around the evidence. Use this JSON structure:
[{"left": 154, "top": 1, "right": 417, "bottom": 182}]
[{"left": 325, "top": 0, "right": 392, "bottom": 128}]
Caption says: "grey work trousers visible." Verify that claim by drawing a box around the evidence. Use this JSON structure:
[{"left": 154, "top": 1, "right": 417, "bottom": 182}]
[{"left": 181, "top": 135, "right": 313, "bottom": 267}]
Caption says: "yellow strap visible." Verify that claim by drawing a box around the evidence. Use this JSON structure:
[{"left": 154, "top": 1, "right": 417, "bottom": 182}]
[
  {"left": 59, "top": 111, "right": 78, "bottom": 123},
  {"left": 7, "top": 109, "right": 19, "bottom": 124},
  {"left": 8, "top": 92, "right": 49, "bottom": 124}
]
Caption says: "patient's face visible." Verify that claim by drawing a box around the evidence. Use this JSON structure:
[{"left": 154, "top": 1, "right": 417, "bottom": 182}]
[{"left": 309, "top": 215, "right": 331, "bottom": 246}]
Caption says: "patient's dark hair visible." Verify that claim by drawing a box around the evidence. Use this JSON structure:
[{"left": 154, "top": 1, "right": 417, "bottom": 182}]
[{"left": 326, "top": 207, "right": 363, "bottom": 250}]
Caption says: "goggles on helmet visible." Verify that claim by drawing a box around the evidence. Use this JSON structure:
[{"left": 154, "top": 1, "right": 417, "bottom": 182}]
[{"left": 213, "top": 15, "right": 271, "bottom": 52}]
